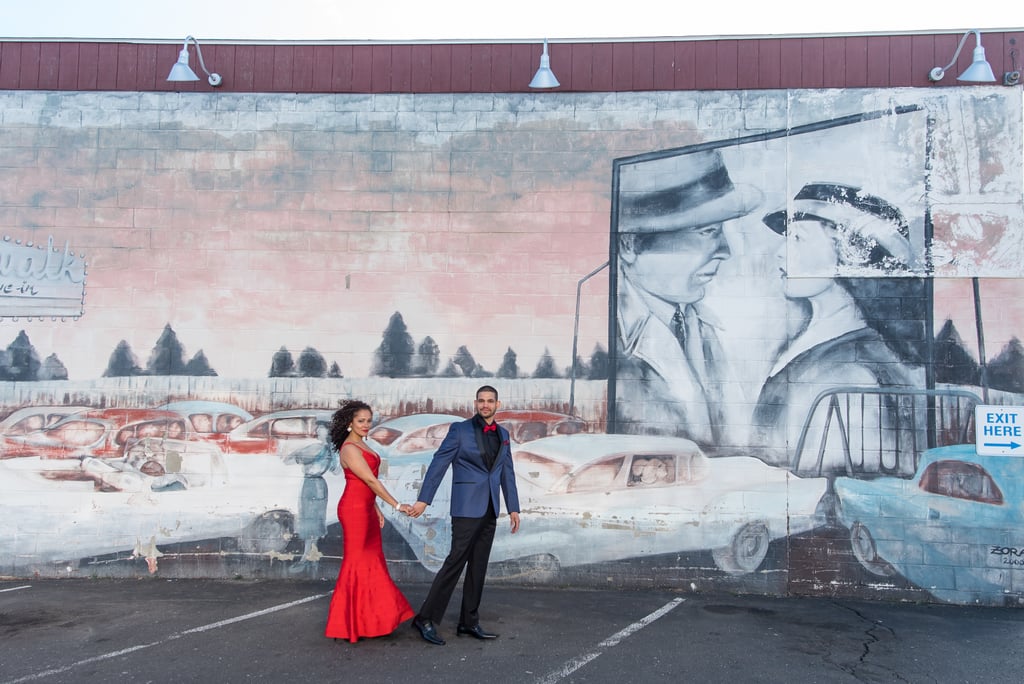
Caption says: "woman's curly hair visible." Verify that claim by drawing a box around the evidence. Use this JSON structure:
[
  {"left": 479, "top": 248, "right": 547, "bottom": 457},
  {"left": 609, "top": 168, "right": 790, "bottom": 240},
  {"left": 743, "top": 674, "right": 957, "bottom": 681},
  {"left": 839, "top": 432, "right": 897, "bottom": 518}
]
[{"left": 329, "top": 399, "right": 372, "bottom": 450}]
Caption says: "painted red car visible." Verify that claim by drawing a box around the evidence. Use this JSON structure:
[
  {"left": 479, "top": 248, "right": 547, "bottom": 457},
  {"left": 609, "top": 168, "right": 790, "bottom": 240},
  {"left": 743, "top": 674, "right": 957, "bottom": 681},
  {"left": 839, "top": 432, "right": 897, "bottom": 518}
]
[
  {"left": 493, "top": 410, "right": 588, "bottom": 443},
  {"left": 0, "top": 408, "right": 192, "bottom": 460},
  {"left": 0, "top": 405, "right": 90, "bottom": 458},
  {"left": 221, "top": 409, "right": 336, "bottom": 456}
]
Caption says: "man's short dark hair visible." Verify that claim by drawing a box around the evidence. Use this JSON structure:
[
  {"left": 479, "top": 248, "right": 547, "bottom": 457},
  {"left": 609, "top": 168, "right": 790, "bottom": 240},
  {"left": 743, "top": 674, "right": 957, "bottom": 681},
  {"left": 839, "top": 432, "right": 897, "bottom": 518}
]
[{"left": 476, "top": 385, "right": 499, "bottom": 400}]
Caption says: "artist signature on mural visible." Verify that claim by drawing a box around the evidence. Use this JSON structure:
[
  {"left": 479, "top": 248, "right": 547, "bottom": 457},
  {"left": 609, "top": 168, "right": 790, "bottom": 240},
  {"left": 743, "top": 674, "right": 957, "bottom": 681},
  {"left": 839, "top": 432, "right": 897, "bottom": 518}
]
[{"left": 989, "top": 546, "right": 1024, "bottom": 566}]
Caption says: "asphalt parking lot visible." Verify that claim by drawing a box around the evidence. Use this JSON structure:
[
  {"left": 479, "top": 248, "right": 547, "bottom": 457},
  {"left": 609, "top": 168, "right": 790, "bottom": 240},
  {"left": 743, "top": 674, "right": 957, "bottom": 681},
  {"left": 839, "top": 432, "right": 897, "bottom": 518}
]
[{"left": 2, "top": 578, "right": 1023, "bottom": 683}]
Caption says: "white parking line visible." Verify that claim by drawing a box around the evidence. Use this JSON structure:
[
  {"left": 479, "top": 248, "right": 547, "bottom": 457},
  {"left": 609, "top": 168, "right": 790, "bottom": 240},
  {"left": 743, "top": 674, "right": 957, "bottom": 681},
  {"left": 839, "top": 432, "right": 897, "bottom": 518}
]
[
  {"left": 0, "top": 585, "right": 32, "bottom": 593},
  {"left": 1, "top": 592, "right": 330, "bottom": 684},
  {"left": 535, "top": 597, "right": 686, "bottom": 684}
]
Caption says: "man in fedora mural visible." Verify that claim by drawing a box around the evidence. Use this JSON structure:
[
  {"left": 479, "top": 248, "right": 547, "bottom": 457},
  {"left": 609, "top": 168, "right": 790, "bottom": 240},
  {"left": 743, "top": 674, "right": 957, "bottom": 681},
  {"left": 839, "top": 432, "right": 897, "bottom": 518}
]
[{"left": 613, "top": 148, "right": 762, "bottom": 447}]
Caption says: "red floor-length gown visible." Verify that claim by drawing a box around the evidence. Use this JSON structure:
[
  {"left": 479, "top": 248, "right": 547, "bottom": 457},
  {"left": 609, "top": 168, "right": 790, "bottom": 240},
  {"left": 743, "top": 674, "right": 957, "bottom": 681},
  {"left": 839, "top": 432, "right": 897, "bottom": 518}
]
[{"left": 324, "top": 446, "right": 414, "bottom": 642}]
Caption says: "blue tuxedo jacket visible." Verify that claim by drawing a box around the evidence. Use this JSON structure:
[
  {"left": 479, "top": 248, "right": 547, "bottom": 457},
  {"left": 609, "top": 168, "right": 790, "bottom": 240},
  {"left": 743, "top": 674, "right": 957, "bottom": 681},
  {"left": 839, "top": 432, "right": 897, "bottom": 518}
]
[{"left": 417, "top": 418, "right": 520, "bottom": 518}]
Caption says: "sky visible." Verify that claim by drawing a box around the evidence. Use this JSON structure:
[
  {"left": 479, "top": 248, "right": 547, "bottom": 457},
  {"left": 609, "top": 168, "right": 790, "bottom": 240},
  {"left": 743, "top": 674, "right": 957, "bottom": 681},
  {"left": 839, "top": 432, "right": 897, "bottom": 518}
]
[{"left": 1, "top": 0, "right": 1018, "bottom": 42}]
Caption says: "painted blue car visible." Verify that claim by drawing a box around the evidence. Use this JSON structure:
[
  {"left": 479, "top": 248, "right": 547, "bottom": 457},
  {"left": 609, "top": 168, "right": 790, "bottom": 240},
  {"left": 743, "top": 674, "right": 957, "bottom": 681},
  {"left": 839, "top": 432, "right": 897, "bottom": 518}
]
[{"left": 835, "top": 444, "right": 1024, "bottom": 604}]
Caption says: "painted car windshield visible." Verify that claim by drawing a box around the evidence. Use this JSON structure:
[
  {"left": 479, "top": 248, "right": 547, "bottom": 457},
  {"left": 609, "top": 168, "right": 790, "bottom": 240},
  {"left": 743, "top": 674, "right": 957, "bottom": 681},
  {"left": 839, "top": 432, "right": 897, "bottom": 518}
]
[
  {"left": 115, "top": 419, "right": 187, "bottom": 445},
  {"left": 368, "top": 426, "right": 401, "bottom": 446},
  {"left": 503, "top": 421, "right": 549, "bottom": 443},
  {"left": 393, "top": 423, "right": 452, "bottom": 454},
  {"left": 513, "top": 451, "right": 574, "bottom": 485},
  {"left": 918, "top": 460, "right": 1004, "bottom": 505},
  {"left": 216, "top": 414, "right": 244, "bottom": 433},
  {"left": 48, "top": 421, "right": 105, "bottom": 447},
  {"left": 188, "top": 413, "right": 214, "bottom": 433},
  {"left": 4, "top": 413, "right": 59, "bottom": 435},
  {"left": 566, "top": 456, "right": 627, "bottom": 493},
  {"left": 563, "top": 450, "right": 708, "bottom": 493},
  {"left": 269, "top": 417, "right": 315, "bottom": 438}
]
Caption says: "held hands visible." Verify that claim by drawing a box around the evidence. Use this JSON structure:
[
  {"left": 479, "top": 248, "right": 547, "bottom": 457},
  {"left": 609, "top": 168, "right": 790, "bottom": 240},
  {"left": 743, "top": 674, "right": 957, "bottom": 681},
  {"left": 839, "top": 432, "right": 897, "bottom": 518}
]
[
  {"left": 389, "top": 502, "right": 507, "bottom": 525},
  {"left": 389, "top": 502, "right": 422, "bottom": 517}
]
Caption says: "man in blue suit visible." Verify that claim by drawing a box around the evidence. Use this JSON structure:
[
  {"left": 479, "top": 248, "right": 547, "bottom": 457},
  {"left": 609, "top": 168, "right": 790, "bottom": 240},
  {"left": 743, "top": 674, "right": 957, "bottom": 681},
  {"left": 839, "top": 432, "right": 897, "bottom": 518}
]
[{"left": 409, "top": 385, "right": 521, "bottom": 645}]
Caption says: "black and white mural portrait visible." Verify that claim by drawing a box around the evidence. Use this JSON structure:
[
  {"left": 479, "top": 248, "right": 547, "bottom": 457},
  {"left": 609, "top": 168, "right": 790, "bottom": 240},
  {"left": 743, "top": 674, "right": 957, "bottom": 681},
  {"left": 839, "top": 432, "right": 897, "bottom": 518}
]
[{"left": 608, "top": 91, "right": 1022, "bottom": 479}]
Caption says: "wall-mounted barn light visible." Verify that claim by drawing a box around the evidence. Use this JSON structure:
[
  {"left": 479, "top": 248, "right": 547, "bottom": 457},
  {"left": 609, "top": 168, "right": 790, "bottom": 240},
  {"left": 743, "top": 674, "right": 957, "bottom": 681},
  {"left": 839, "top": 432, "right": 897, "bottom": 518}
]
[
  {"left": 529, "top": 39, "right": 560, "bottom": 89},
  {"left": 167, "top": 35, "right": 223, "bottom": 87},
  {"left": 928, "top": 30, "right": 997, "bottom": 83}
]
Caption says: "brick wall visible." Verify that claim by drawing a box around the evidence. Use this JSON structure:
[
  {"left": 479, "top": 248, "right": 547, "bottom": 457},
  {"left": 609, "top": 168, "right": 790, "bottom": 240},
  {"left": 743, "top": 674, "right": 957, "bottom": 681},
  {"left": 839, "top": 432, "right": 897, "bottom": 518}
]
[{"left": 1, "top": 86, "right": 1022, "bottom": 606}]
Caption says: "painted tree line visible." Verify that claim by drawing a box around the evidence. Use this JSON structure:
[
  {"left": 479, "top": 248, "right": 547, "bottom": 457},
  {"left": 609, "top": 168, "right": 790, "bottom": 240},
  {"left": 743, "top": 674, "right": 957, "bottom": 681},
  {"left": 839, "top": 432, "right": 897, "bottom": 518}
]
[
  {"left": 3, "top": 314, "right": 1019, "bottom": 387},
  {"left": 0, "top": 331, "right": 68, "bottom": 381},
  {"left": 367, "top": 312, "right": 610, "bottom": 380},
  {"left": 103, "top": 325, "right": 216, "bottom": 377}
]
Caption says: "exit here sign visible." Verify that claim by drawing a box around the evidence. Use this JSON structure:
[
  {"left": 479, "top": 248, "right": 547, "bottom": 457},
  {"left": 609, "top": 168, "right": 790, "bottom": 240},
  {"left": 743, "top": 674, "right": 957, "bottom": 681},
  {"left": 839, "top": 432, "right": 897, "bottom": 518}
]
[{"left": 975, "top": 405, "right": 1024, "bottom": 456}]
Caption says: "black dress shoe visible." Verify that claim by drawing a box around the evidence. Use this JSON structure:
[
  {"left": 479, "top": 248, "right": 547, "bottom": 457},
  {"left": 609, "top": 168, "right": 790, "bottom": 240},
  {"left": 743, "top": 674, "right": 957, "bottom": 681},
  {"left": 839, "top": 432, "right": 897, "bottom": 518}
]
[
  {"left": 412, "top": 617, "right": 445, "bottom": 645},
  {"left": 457, "top": 624, "right": 498, "bottom": 639}
]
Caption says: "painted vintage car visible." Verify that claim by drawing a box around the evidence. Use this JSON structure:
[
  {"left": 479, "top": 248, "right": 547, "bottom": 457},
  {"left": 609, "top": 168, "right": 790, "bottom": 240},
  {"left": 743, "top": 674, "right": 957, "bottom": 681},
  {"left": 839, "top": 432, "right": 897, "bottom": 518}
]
[
  {"left": 0, "top": 409, "right": 348, "bottom": 566},
  {"left": 157, "top": 400, "right": 253, "bottom": 438},
  {"left": 0, "top": 405, "right": 90, "bottom": 457},
  {"left": 0, "top": 405, "right": 90, "bottom": 435},
  {"left": 0, "top": 408, "right": 192, "bottom": 460},
  {"left": 0, "top": 445, "right": 321, "bottom": 566},
  {"left": 385, "top": 433, "right": 829, "bottom": 576},
  {"left": 367, "top": 410, "right": 588, "bottom": 476},
  {"left": 221, "top": 409, "right": 335, "bottom": 456},
  {"left": 493, "top": 409, "right": 588, "bottom": 443},
  {"left": 365, "top": 413, "right": 463, "bottom": 475},
  {"left": 835, "top": 444, "right": 1024, "bottom": 604}
]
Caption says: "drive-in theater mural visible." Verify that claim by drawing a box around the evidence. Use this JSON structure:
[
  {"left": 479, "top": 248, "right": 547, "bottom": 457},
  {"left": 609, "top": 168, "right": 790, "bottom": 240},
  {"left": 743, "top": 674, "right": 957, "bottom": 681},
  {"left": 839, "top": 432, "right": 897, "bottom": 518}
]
[{"left": 1, "top": 33, "right": 1022, "bottom": 606}]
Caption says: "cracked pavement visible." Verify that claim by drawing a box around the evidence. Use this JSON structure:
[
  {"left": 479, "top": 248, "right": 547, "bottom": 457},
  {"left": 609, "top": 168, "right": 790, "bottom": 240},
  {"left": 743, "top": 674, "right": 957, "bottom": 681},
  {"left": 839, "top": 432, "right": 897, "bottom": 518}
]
[{"left": 2, "top": 579, "right": 1023, "bottom": 683}]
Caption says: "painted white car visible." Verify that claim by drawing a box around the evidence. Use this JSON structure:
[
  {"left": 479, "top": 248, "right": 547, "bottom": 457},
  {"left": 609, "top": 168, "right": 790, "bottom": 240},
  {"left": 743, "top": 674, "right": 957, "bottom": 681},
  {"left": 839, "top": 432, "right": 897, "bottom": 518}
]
[
  {"left": 386, "top": 433, "right": 829, "bottom": 576},
  {"left": 0, "top": 452, "right": 307, "bottom": 566},
  {"left": 0, "top": 426, "right": 344, "bottom": 569},
  {"left": 222, "top": 409, "right": 336, "bottom": 456},
  {"left": 366, "top": 413, "right": 463, "bottom": 476}
]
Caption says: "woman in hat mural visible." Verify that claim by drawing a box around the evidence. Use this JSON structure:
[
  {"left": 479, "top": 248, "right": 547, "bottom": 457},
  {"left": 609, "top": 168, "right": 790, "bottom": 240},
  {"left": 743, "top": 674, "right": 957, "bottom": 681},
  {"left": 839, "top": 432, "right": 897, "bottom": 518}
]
[{"left": 751, "top": 183, "right": 925, "bottom": 474}]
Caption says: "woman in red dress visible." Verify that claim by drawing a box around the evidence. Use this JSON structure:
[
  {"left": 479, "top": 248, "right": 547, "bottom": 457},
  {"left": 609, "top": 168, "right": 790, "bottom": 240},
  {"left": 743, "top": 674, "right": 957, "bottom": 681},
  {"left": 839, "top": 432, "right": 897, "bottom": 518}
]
[{"left": 324, "top": 400, "right": 415, "bottom": 642}]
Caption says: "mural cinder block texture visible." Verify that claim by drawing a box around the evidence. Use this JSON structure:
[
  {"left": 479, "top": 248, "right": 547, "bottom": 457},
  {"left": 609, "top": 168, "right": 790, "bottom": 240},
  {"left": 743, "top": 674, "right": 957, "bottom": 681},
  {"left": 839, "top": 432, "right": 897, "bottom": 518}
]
[{"left": 1, "top": 87, "right": 1022, "bottom": 606}]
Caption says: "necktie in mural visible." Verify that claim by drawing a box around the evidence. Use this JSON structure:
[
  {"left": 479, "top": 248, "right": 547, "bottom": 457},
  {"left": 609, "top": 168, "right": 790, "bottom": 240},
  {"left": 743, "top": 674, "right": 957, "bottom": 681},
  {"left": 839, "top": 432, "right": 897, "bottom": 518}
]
[
  {"left": 673, "top": 305, "right": 725, "bottom": 442},
  {"left": 671, "top": 306, "right": 688, "bottom": 348}
]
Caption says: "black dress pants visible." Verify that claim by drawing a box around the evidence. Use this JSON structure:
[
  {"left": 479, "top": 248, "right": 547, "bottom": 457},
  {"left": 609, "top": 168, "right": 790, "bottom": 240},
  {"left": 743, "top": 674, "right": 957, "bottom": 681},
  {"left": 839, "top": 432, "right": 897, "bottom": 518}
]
[{"left": 418, "top": 507, "right": 497, "bottom": 626}]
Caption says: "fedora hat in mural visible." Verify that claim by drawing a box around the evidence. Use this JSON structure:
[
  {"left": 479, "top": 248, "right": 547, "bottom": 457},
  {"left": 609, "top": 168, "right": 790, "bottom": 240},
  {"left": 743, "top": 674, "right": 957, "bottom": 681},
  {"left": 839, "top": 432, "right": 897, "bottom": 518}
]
[
  {"left": 762, "top": 182, "right": 914, "bottom": 269},
  {"left": 618, "top": 149, "right": 763, "bottom": 233}
]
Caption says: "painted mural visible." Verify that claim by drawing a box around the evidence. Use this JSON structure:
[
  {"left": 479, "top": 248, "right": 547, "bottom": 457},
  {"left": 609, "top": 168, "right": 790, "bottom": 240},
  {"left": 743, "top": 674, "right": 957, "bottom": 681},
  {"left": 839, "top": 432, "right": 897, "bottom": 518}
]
[
  {"left": 615, "top": 108, "right": 925, "bottom": 446},
  {"left": 0, "top": 86, "right": 1022, "bottom": 606}
]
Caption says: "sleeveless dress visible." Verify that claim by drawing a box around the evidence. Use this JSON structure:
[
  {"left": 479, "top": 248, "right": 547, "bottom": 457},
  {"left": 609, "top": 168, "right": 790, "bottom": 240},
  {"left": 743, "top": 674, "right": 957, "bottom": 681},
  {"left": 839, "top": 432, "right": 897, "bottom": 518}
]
[{"left": 324, "top": 446, "right": 414, "bottom": 642}]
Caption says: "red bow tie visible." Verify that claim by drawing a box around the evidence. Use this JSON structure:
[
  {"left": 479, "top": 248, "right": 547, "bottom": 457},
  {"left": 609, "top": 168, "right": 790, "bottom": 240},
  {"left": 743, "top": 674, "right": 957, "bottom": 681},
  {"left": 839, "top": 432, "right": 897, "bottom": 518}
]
[{"left": 483, "top": 424, "right": 497, "bottom": 433}]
